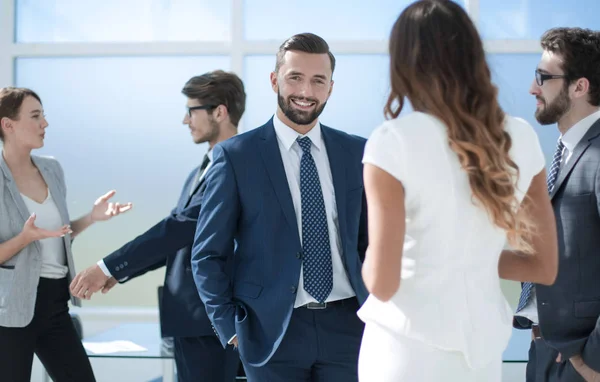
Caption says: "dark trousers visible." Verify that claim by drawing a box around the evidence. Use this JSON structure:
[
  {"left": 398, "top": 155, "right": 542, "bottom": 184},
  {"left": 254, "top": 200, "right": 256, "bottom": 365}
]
[
  {"left": 242, "top": 297, "right": 364, "bottom": 382},
  {"left": 174, "top": 335, "right": 240, "bottom": 382},
  {"left": 526, "top": 339, "right": 585, "bottom": 382},
  {"left": 0, "top": 277, "right": 95, "bottom": 382}
]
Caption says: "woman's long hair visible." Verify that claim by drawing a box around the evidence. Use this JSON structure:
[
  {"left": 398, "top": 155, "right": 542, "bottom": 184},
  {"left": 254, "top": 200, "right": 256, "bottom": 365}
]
[{"left": 386, "top": 0, "right": 534, "bottom": 252}]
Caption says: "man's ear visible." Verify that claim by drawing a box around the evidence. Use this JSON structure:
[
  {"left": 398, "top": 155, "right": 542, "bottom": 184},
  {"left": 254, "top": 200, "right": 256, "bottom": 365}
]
[
  {"left": 270, "top": 71, "right": 278, "bottom": 94},
  {"left": 214, "top": 105, "right": 229, "bottom": 123},
  {"left": 572, "top": 77, "right": 590, "bottom": 100},
  {"left": 0, "top": 117, "right": 13, "bottom": 136}
]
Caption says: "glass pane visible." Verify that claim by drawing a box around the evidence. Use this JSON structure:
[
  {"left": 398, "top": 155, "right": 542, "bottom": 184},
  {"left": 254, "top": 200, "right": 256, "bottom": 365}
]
[
  {"left": 15, "top": 56, "right": 230, "bottom": 306},
  {"left": 244, "top": 0, "right": 463, "bottom": 41},
  {"left": 480, "top": 0, "right": 599, "bottom": 40},
  {"left": 16, "top": 0, "right": 230, "bottom": 42},
  {"left": 488, "top": 53, "right": 559, "bottom": 166},
  {"left": 243, "top": 54, "right": 391, "bottom": 138}
]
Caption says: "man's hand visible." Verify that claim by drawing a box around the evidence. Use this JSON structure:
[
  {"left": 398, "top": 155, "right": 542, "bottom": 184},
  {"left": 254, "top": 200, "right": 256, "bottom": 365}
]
[
  {"left": 570, "top": 355, "right": 600, "bottom": 382},
  {"left": 70, "top": 264, "right": 109, "bottom": 300},
  {"left": 231, "top": 337, "right": 238, "bottom": 348},
  {"left": 101, "top": 277, "right": 118, "bottom": 294},
  {"left": 557, "top": 353, "right": 600, "bottom": 381}
]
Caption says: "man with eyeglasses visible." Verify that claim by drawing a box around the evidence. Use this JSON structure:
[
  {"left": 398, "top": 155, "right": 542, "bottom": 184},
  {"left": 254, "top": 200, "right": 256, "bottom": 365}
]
[
  {"left": 514, "top": 28, "right": 600, "bottom": 382},
  {"left": 69, "top": 70, "right": 246, "bottom": 382}
]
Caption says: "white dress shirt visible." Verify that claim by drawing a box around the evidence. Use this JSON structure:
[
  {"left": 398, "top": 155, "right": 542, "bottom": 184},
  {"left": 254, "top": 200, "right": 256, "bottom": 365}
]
[
  {"left": 98, "top": 149, "right": 213, "bottom": 278},
  {"left": 517, "top": 108, "right": 600, "bottom": 324},
  {"left": 272, "top": 115, "right": 356, "bottom": 308}
]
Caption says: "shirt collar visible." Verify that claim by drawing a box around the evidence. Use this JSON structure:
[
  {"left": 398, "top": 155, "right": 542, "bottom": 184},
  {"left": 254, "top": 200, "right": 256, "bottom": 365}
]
[
  {"left": 561, "top": 109, "right": 600, "bottom": 153},
  {"left": 272, "top": 114, "right": 323, "bottom": 151}
]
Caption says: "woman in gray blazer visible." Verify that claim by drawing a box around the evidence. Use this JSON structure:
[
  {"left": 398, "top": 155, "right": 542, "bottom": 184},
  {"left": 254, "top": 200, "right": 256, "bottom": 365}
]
[{"left": 0, "top": 87, "right": 132, "bottom": 382}]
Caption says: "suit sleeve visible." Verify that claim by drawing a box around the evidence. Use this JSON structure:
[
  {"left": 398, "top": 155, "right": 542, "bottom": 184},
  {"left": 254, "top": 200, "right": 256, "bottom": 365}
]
[
  {"left": 103, "top": 189, "right": 203, "bottom": 281},
  {"left": 191, "top": 145, "right": 239, "bottom": 348}
]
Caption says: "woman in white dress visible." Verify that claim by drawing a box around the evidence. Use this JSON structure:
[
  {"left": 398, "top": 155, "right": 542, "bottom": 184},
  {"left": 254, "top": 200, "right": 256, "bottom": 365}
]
[{"left": 357, "top": 1, "right": 559, "bottom": 381}]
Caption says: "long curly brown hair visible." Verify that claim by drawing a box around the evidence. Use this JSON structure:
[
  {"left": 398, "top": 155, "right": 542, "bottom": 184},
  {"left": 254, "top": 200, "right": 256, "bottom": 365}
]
[{"left": 386, "top": 0, "right": 534, "bottom": 252}]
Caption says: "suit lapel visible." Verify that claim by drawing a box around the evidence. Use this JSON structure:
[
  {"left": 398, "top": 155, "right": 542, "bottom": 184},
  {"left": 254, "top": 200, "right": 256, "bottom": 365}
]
[
  {"left": 551, "top": 119, "right": 600, "bottom": 199},
  {"left": 184, "top": 166, "right": 204, "bottom": 208},
  {"left": 0, "top": 156, "right": 32, "bottom": 224},
  {"left": 259, "top": 119, "right": 301, "bottom": 244},
  {"left": 321, "top": 126, "right": 348, "bottom": 252}
]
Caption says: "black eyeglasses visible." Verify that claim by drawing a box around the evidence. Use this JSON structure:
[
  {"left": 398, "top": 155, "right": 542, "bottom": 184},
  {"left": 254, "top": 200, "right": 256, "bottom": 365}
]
[
  {"left": 535, "top": 70, "right": 569, "bottom": 86},
  {"left": 187, "top": 104, "right": 216, "bottom": 117}
]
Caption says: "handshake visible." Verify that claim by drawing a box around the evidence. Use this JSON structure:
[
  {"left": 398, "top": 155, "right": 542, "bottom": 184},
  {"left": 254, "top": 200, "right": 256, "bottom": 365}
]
[{"left": 70, "top": 265, "right": 118, "bottom": 300}]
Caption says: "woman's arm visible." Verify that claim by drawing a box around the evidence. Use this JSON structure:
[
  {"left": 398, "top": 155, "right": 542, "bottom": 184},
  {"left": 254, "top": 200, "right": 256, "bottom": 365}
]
[
  {"left": 70, "top": 212, "right": 94, "bottom": 239},
  {"left": 361, "top": 164, "right": 406, "bottom": 302},
  {"left": 0, "top": 213, "right": 71, "bottom": 264},
  {"left": 52, "top": 161, "right": 132, "bottom": 239},
  {"left": 0, "top": 233, "right": 31, "bottom": 265},
  {"left": 498, "top": 169, "right": 558, "bottom": 285},
  {"left": 69, "top": 190, "right": 133, "bottom": 239}
]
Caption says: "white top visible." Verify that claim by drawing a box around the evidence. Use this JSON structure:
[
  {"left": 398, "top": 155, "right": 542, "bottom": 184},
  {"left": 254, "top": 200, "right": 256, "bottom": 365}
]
[
  {"left": 21, "top": 190, "right": 68, "bottom": 279},
  {"left": 517, "top": 108, "right": 600, "bottom": 324},
  {"left": 272, "top": 115, "right": 356, "bottom": 308},
  {"left": 357, "top": 112, "right": 545, "bottom": 369}
]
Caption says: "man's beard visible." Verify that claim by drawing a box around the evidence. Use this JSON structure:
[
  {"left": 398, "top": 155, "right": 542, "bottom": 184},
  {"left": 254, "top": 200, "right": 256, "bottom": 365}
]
[
  {"left": 278, "top": 91, "right": 327, "bottom": 126},
  {"left": 194, "top": 117, "right": 220, "bottom": 144},
  {"left": 535, "top": 85, "right": 571, "bottom": 125}
]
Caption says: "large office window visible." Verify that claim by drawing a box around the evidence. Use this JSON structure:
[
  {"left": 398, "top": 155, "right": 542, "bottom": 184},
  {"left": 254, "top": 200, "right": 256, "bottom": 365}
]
[
  {"left": 16, "top": 0, "right": 231, "bottom": 42},
  {"left": 479, "top": 0, "right": 600, "bottom": 39},
  {"left": 243, "top": 0, "right": 462, "bottom": 41},
  {"left": 15, "top": 56, "right": 229, "bottom": 306},
  {"left": 1, "top": 0, "right": 592, "bottom": 307}
]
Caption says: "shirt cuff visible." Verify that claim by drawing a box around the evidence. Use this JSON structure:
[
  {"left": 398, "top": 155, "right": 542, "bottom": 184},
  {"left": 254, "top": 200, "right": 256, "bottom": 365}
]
[
  {"left": 97, "top": 260, "right": 113, "bottom": 277},
  {"left": 227, "top": 334, "right": 237, "bottom": 345}
]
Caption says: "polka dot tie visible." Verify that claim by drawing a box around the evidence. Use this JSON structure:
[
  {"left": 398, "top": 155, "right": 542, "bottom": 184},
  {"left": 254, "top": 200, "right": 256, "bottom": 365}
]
[
  {"left": 517, "top": 138, "right": 564, "bottom": 313},
  {"left": 297, "top": 136, "right": 333, "bottom": 303}
]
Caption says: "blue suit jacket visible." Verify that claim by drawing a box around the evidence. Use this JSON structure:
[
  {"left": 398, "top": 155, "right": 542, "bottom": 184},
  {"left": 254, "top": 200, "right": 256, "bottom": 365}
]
[
  {"left": 104, "top": 164, "right": 219, "bottom": 338},
  {"left": 192, "top": 118, "right": 369, "bottom": 366}
]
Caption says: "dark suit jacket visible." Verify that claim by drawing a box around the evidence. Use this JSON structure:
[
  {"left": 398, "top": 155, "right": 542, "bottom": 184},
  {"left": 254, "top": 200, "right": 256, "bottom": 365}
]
[
  {"left": 104, "top": 163, "right": 219, "bottom": 338},
  {"left": 536, "top": 118, "right": 600, "bottom": 372},
  {"left": 191, "top": 118, "right": 369, "bottom": 367}
]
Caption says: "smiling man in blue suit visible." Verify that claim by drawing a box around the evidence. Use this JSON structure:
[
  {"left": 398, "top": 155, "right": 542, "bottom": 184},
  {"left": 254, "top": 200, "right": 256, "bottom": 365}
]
[{"left": 192, "top": 33, "right": 369, "bottom": 382}]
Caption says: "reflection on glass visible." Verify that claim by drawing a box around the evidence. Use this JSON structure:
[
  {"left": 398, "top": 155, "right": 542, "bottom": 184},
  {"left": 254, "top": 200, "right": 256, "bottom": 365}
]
[
  {"left": 480, "top": 0, "right": 599, "bottom": 40},
  {"left": 15, "top": 56, "right": 229, "bottom": 306},
  {"left": 16, "top": 0, "right": 230, "bottom": 42}
]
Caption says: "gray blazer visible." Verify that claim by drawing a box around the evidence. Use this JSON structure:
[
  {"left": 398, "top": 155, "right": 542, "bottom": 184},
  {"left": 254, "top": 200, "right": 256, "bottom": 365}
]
[{"left": 0, "top": 154, "right": 80, "bottom": 328}]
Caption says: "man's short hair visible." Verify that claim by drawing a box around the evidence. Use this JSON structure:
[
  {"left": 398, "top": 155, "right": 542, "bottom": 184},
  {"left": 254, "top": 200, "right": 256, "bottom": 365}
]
[
  {"left": 182, "top": 70, "right": 246, "bottom": 127},
  {"left": 274, "top": 33, "right": 335, "bottom": 75},
  {"left": 541, "top": 27, "right": 600, "bottom": 106}
]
